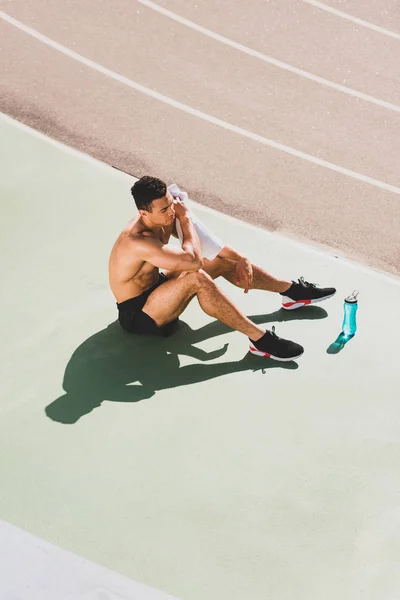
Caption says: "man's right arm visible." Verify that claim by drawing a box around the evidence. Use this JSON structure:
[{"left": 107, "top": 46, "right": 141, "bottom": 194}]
[
  {"left": 176, "top": 208, "right": 203, "bottom": 269},
  {"left": 133, "top": 235, "right": 202, "bottom": 273}
]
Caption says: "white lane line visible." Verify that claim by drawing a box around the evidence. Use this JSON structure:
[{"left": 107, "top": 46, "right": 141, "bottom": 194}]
[
  {"left": 2, "top": 111, "right": 400, "bottom": 287},
  {"left": 303, "top": 0, "right": 400, "bottom": 40},
  {"left": 137, "top": 0, "right": 400, "bottom": 114},
  {"left": 1, "top": 11, "right": 400, "bottom": 196},
  {"left": 0, "top": 522, "right": 181, "bottom": 600}
]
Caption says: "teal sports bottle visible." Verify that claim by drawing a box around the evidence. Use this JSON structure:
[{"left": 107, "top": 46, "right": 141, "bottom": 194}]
[{"left": 342, "top": 290, "right": 359, "bottom": 338}]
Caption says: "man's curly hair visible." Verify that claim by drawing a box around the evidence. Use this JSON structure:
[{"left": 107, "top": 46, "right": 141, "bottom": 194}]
[{"left": 131, "top": 176, "right": 167, "bottom": 212}]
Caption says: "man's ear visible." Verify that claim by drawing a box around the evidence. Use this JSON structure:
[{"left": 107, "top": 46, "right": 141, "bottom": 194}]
[{"left": 139, "top": 208, "right": 149, "bottom": 218}]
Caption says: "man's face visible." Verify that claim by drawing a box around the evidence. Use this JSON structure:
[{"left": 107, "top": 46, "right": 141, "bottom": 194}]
[{"left": 142, "top": 191, "right": 176, "bottom": 226}]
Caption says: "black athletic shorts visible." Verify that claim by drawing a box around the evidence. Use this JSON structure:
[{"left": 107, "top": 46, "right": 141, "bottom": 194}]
[{"left": 117, "top": 273, "right": 178, "bottom": 336}]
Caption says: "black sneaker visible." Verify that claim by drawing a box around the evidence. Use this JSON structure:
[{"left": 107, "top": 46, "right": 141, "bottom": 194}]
[
  {"left": 249, "top": 326, "right": 304, "bottom": 361},
  {"left": 280, "top": 276, "right": 336, "bottom": 310}
]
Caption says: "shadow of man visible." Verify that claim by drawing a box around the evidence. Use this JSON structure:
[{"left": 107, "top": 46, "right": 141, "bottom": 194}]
[{"left": 46, "top": 307, "right": 327, "bottom": 424}]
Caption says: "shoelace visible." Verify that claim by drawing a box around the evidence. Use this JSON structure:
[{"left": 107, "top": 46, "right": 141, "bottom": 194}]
[
  {"left": 262, "top": 326, "right": 278, "bottom": 374},
  {"left": 298, "top": 276, "right": 317, "bottom": 288}
]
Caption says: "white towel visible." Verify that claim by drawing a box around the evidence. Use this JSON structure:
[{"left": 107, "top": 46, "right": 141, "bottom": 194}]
[{"left": 167, "top": 183, "right": 224, "bottom": 261}]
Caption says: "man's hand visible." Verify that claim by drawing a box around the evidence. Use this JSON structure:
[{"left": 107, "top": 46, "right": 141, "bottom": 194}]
[
  {"left": 173, "top": 199, "right": 190, "bottom": 220},
  {"left": 235, "top": 257, "right": 253, "bottom": 293}
]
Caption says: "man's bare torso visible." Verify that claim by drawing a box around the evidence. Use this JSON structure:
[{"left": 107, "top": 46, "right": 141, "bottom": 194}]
[{"left": 109, "top": 216, "right": 174, "bottom": 303}]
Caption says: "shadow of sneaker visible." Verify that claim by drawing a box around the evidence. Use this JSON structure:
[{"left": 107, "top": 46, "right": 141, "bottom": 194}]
[
  {"left": 270, "top": 306, "right": 328, "bottom": 322},
  {"left": 244, "top": 352, "right": 299, "bottom": 372}
]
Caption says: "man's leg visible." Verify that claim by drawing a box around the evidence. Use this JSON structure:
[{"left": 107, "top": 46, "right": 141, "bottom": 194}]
[
  {"left": 142, "top": 270, "right": 304, "bottom": 361},
  {"left": 142, "top": 270, "right": 265, "bottom": 341},
  {"left": 202, "top": 256, "right": 291, "bottom": 293},
  {"left": 202, "top": 255, "right": 336, "bottom": 309}
]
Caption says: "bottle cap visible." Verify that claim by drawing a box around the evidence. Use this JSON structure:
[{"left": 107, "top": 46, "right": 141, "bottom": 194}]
[{"left": 345, "top": 289, "right": 359, "bottom": 303}]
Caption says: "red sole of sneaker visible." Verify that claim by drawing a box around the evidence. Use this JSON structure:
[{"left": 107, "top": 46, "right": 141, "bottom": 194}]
[
  {"left": 282, "top": 292, "right": 336, "bottom": 310},
  {"left": 249, "top": 346, "right": 303, "bottom": 362}
]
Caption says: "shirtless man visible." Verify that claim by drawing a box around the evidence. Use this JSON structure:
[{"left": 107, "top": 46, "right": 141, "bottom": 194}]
[{"left": 109, "top": 176, "right": 336, "bottom": 361}]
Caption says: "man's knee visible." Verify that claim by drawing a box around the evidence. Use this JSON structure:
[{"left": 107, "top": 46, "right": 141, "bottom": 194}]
[{"left": 187, "top": 269, "right": 214, "bottom": 289}]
